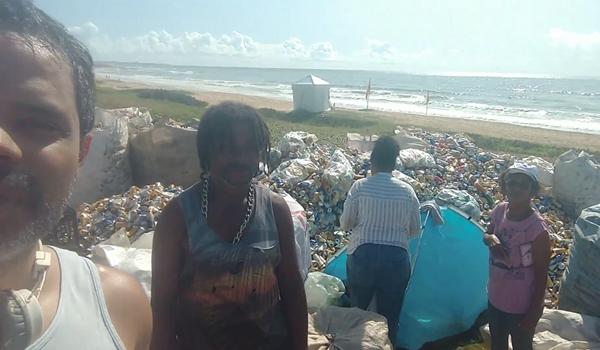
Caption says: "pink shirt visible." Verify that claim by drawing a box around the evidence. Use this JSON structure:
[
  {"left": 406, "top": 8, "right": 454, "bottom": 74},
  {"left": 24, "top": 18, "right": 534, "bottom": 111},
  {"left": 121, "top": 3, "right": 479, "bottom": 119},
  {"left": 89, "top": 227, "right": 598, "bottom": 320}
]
[{"left": 488, "top": 202, "right": 549, "bottom": 314}]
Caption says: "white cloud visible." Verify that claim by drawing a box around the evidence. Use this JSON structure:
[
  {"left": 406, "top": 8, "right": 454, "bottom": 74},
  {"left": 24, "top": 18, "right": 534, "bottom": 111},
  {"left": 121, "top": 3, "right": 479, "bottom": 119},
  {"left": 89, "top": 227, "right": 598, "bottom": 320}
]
[
  {"left": 68, "top": 22, "right": 99, "bottom": 39},
  {"left": 549, "top": 28, "right": 600, "bottom": 49},
  {"left": 127, "top": 30, "right": 183, "bottom": 53},
  {"left": 105, "top": 30, "right": 259, "bottom": 56},
  {"left": 281, "top": 37, "right": 309, "bottom": 58},
  {"left": 68, "top": 22, "right": 338, "bottom": 63},
  {"left": 362, "top": 39, "right": 433, "bottom": 66},
  {"left": 367, "top": 39, "right": 395, "bottom": 60},
  {"left": 309, "top": 42, "right": 336, "bottom": 60},
  {"left": 277, "top": 39, "right": 337, "bottom": 60},
  {"left": 216, "top": 31, "right": 259, "bottom": 56},
  {"left": 69, "top": 24, "right": 441, "bottom": 71}
]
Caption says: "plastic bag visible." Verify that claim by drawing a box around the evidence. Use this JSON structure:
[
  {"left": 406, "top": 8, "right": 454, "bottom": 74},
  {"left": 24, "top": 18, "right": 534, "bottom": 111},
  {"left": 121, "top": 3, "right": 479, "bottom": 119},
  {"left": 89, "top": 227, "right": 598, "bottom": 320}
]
[
  {"left": 392, "top": 170, "right": 421, "bottom": 189},
  {"left": 393, "top": 130, "right": 427, "bottom": 151},
  {"left": 553, "top": 151, "right": 600, "bottom": 218},
  {"left": 399, "top": 149, "right": 435, "bottom": 169},
  {"left": 281, "top": 192, "right": 311, "bottom": 281},
  {"left": 308, "top": 306, "right": 394, "bottom": 350},
  {"left": 278, "top": 131, "right": 318, "bottom": 159},
  {"left": 322, "top": 149, "right": 354, "bottom": 194},
  {"left": 435, "top": 189, "right": 481, "bottom": 221},
  {"left": 304, "top": 272, "right": 346, "bottom": 311},
  {"left": 559, "top": 204, "right": 600, "bottom": 317},
  {"left": 92, "top": 230, "right": 153, "bottom": 298},
  {"left": 346, "top": 133, "right": 379, "bottom": 153},
  {"left": 271, "top": 158, "right": 319, "bottom": 186}
]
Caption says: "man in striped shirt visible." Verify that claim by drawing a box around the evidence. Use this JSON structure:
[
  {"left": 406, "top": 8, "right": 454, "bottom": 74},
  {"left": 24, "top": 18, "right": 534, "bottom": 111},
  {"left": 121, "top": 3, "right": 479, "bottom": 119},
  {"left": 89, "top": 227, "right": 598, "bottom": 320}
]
[{"left": 340, "top": 136, "right": 421, "bottom": 345}]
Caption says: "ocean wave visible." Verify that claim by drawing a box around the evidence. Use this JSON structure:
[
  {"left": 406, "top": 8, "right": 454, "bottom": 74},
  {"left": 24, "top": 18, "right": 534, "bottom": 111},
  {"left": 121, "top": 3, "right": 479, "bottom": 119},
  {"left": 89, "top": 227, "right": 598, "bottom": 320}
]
[
  {"left": 201, "top": 79, "right": 292, "bottom": 94},
  {"left": 439, "top": 102, "right": 548, "bottom": 116},
  {"left": 549, "top": 90, "right": 598, "bottom": 96},
  {"left": 168, "top": 70, "right": 194, "bottom": 75},
  {"left": 331, "top": 90, "right": 427, "bottom": 105},
  {"left": 96, "top": 65, "right": 600, "bottom": 135},
  {"left": 425, "top": 107, "right": 600, "bottom": 135}
]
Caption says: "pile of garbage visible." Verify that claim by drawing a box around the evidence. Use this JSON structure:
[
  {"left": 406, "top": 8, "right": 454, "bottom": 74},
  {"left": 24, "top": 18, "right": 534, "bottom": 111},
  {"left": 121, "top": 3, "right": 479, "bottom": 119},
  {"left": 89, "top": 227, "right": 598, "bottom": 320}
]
[
  {"left": 267, "top": 130, "right": 575, "bottom": 309},
  {"left": 74, "top": 126, "right": 578, "bottom": 309},
  {"left": 77, "top": 183, "right": 183, "bottom": 255}
]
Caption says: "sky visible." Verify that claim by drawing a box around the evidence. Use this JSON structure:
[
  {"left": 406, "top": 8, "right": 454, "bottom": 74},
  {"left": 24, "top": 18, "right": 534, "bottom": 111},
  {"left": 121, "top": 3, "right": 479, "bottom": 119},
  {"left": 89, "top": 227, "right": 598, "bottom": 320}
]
[{"left": 36, "top": 0, "right": 600, "bottom": 77}]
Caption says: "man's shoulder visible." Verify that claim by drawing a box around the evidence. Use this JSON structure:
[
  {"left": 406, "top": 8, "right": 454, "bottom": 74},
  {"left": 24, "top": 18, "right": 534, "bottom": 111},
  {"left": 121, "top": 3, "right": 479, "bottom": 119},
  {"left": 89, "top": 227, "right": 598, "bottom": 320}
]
[
  {"left": 49, "top": 247, "right": 151, "bottom": 349},
  {"left": 350, "top": 177, "right": 368, "bottom": 191},
  {"left": 97, "top": 264, "right": 147, "bottom": 297},
  {"left": 365, "top": 175, "right": 415, "bottom": 193},
  {"left": 97, "top": 264, "right": 150, "bottom": 317},
  {"left": 389, "top": 177, "right": 414, "bottom": 189},
  {"left": 98, "top": 264, "right": 152, "bottom": 350}
]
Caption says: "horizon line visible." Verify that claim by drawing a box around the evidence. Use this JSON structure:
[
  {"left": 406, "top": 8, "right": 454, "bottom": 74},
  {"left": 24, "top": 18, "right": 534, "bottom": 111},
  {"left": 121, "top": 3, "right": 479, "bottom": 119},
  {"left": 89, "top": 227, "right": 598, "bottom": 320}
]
[{"left": 95, "top": 60, "right": 600, "bottom": 80}]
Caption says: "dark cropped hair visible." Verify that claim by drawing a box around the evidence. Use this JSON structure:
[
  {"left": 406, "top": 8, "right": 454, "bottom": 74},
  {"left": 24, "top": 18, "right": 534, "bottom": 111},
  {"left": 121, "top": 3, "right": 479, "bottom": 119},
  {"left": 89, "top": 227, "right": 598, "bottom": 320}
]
[
  {"left": 0, "top": 0, "right": 95, "bottom": 136},
  {"left": 498, "top": 170, "right": 540, "bottom": 197},
  {"left": 371, "top": 136, "right": 400, "bottom": 171},
  {"left": 196, "top": 102, "right": 271, "bottom": 172}
]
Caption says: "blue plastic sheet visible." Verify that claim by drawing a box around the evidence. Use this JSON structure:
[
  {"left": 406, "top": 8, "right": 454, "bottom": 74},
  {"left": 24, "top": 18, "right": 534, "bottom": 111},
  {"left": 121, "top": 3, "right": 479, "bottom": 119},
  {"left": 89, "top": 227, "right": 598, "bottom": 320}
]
[{"left": 324, "top": 206, "right": 489, "bottom": 349}]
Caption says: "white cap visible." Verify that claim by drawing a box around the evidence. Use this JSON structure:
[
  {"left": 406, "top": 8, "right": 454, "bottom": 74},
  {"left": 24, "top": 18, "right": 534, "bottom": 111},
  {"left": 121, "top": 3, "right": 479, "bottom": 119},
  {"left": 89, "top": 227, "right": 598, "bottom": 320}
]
[{"left": 506, "top": 161, "right": 539, "bottom": 183}]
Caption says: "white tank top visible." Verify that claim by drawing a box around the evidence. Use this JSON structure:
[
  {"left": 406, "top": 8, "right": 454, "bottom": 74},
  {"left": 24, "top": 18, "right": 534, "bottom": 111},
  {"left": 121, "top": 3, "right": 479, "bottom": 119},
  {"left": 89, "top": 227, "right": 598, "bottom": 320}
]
[{"left": 26, "top": 247, "right": 126, "bottom": 350}]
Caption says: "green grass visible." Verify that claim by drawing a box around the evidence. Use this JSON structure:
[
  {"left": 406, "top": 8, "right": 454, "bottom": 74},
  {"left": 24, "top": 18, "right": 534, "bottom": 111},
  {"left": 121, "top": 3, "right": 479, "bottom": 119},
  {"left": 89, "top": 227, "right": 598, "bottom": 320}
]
[
  {"left": 466, "top": 133, "right": 573, "bottom": 160},
  {"left": 258, "top": 109, "right": 397, "bottom": 147},
  {"left": 136, "top": 89, "right": 208, "bottom": 107},
  {"left": 96, "top": 85, "right": 397, "bottom": 147},
  {"left": 96, "top": 86, "right": 208, "bottom": 120},
  {"left": 96, "top": 85, "right": 585, "bottom": 159}
]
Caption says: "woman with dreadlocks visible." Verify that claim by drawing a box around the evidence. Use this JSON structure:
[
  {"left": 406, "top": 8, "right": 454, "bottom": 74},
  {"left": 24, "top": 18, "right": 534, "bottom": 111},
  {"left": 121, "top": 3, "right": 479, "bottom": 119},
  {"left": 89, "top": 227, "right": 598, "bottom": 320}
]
[{"left": 150, "top": 102, "right": 308, "bottom": 350}]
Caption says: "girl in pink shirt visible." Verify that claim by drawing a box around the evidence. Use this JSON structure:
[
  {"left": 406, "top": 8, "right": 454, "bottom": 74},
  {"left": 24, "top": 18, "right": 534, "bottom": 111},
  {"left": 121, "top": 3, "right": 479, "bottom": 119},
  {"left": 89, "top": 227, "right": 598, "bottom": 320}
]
[{"left": 483, "top": 163, "right": 551, "bottom": 350}]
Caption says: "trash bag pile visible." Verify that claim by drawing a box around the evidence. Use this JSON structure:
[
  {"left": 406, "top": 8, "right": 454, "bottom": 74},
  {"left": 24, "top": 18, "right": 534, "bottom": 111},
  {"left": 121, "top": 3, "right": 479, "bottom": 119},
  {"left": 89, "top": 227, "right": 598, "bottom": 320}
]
[
  {"left": 75, "top": 128, "right": 577, "bottom": 309},
  {"left": 77, "top": 183, "right": 183, "bottom": 255},
  {"left": 267, "top": 129, "right": 575, "bottom": 308},
  {"left": 558, "top": 204, "right": 600, "bottom": 317}
]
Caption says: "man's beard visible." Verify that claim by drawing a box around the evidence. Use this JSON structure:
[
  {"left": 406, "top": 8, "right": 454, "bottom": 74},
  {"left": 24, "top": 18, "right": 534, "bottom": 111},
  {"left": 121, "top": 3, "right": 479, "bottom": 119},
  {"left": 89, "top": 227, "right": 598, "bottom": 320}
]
[{"left": 0, "top": 172, "right": 71, "bottom": 262}]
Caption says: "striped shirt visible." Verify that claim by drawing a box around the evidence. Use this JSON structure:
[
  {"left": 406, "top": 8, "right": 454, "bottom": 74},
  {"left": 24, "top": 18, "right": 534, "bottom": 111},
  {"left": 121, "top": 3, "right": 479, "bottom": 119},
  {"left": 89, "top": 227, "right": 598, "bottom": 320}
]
[{"left": 340, "top": 172, "right": 421, "bottom": 254}]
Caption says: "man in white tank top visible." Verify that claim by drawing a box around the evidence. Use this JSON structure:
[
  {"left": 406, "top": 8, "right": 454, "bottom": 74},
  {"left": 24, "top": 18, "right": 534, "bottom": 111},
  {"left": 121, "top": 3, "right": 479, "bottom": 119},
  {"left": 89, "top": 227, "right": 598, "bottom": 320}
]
[{"left": 0, "top": 1, "right": 152, "bottom": 349}]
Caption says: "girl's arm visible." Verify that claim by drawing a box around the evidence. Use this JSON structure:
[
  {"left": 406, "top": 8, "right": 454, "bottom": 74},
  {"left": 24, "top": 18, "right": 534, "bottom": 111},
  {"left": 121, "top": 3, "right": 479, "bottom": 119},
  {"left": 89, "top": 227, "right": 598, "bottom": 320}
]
[
  {"left": 483, "top": 221, "right": 496, "bottom": 245},
  {"left": 483, "top": 205, "right": 498, "bottom": 245},
  {"left": 519, "top": 230, "right": 551, "bottom": 331}
]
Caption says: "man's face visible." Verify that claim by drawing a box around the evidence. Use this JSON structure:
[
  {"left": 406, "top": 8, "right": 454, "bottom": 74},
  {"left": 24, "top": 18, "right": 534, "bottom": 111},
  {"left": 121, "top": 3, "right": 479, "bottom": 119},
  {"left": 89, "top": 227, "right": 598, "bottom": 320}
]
[
  {"left": 0, "top": 34, "right": 83, "bottom": 258},
  {"left": 209, "top": 123, "right": 260, "bottom": 189}
]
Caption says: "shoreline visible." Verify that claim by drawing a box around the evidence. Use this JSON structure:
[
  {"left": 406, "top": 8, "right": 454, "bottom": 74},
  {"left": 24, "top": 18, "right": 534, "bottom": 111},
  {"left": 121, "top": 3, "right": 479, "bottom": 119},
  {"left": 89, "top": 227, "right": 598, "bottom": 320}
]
[{"left": 97, "top": 78, "right": 600, "bottom": 153}]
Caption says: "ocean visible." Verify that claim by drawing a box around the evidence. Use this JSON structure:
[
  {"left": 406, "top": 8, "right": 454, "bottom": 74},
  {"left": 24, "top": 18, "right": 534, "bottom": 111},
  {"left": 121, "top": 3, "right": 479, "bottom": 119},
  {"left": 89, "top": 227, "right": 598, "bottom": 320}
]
[{"left": 96, "top": 62, "right": 600, "bottom": 135}]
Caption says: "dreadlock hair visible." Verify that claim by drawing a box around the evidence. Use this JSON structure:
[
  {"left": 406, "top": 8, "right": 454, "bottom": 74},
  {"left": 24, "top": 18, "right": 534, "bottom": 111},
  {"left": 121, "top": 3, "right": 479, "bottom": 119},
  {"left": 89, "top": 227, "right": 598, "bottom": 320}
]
[
  {"left": 0, "top": 0, "right": 95, "bottom": 136},
  {"left": 196, "top": 102, "right": 271, "bottom": 173},
  {"left": 498, "top": 169, "right": 540, "bottom": 198},
  {"left": 371, "top": 136, "right": 400, "bottom": 172}
]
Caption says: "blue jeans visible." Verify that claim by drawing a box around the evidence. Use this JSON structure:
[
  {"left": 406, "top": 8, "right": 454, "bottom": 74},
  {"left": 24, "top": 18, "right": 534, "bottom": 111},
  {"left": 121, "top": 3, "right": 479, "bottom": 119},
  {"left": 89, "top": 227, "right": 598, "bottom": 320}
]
[{"left": 346, "top": 244, "right": 411, "bottom": 345}]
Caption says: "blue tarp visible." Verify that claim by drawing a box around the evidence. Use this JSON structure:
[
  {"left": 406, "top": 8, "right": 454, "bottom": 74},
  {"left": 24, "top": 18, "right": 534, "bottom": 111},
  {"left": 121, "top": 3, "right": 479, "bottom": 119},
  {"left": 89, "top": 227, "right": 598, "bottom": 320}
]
[{"left": 324, "top": 206, "right": 489, "bottom": 349}]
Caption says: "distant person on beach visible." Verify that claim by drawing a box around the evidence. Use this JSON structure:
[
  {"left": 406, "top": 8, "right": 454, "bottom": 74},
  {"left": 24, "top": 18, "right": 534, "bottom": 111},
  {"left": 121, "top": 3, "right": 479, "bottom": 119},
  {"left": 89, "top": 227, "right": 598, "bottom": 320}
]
[
  {"left": 340, "top": 136, "right": 421, "bottom": 346},
  {"left": 483, "top": 163, "right": 551, "bottom": 350},
  {"left": 151, "top": 102, "right": 308, "bottom": 350},
  {"left": 0, "top": 1, "right": 152, "bottom": 349}
]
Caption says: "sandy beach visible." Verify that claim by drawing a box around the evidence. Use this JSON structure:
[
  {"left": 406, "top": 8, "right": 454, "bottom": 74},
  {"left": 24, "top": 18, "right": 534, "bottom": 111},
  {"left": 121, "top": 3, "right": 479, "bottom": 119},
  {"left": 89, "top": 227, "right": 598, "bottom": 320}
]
[{"left": 99, "top": 78, "right": 600, "bottom": 153}]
